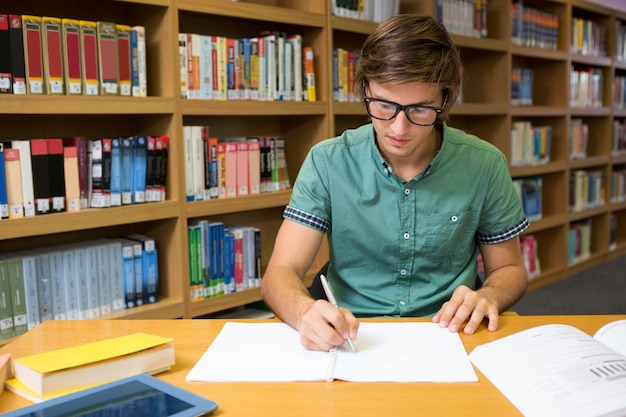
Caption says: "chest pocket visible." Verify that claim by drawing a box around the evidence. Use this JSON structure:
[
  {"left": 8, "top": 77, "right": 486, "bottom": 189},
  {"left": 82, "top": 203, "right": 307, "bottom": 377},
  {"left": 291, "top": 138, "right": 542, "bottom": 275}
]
[{"left": 424, "top": 209, "right": 479, "bottom": 264}]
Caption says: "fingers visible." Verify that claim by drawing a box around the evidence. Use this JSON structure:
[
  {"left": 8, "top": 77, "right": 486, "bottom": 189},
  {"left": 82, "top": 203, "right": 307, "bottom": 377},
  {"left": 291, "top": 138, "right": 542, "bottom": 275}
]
[
  {"left": 432, "top": 286, "right": 499, "bottom": 334},
  {"left": 299, "top": 300, "right": 359, "bottom": 351}
]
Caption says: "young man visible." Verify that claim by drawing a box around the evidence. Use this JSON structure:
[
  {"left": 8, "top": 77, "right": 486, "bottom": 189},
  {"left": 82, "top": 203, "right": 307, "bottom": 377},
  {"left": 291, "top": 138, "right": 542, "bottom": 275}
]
[{"left": 261, "top": 14, "right": 529, "bottom": 351}]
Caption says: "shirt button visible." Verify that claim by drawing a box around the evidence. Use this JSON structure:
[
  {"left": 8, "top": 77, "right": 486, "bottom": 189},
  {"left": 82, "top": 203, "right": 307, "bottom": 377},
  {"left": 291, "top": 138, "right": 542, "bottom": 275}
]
[
  {"left": 403, "top": 232, "right": 410, "bottom": 240},
  {"left": 404, "top": 189, "right": 410, "bottom": 196},
  {"left": 399, "top": 301, "right": 406, "bottom": 306},
  {"left": 400, "top": 269, "right": 407, "bottom": 276},
  {"left": 451, "top": 215, "right": 458, "bottom": 222}
]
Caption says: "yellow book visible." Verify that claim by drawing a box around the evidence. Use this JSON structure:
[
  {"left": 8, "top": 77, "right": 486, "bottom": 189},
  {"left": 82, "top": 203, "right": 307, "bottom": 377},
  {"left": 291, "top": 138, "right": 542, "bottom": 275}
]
[
  {"left": 0, "top": 353, "right": 11, "bottom": 394},
  {"left": 11, "top": 332, "right": 175, "bottom": 397}
]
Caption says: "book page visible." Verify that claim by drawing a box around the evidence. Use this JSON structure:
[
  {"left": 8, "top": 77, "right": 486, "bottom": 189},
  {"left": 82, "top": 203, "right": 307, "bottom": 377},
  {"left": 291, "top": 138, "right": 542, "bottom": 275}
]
[
  {"left": 186, "top": 322, "right": 477, "bottom": 383},
  {"left": 469, "top": 324, "right": 626, "bottom": 417},
  {"left": 594, "top": 319, "right": 626, "bottom": 357},
  {"left": 333, "top": 322, "right": 477, "bottom": 382}
]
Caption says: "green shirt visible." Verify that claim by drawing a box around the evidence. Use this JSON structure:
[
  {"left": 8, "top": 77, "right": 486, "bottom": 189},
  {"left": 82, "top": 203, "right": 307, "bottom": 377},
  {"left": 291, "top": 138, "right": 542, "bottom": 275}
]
[{"left": 285, "top": 123, "right": 529, "bottom": 317}]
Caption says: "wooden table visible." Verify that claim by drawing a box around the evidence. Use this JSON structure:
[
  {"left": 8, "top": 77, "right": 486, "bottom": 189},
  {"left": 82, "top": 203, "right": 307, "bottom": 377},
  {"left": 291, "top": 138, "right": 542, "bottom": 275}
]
[{"left": 1, "top": 315, "right": 624, "bottom": 416}]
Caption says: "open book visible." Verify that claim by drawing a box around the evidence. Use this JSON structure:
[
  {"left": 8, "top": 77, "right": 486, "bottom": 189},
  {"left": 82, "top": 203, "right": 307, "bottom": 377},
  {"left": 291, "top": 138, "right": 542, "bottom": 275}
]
[
  {"left": 186, "top": 322, "right": 478, "bottom": 383},
  {"left": 469, "top": 319, "right": 626, "bottom": 417}
]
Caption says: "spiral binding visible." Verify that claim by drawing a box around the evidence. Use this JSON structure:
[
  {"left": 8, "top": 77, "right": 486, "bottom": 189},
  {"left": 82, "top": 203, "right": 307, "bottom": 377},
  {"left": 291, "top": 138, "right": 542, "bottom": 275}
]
[{"left": 324, "top": 347, "right": 339, "bottom": 382}]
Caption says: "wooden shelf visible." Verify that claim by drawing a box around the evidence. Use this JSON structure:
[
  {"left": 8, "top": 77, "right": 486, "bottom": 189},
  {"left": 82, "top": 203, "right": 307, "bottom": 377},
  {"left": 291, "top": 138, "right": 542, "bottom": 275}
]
[{"left": 2, "top": 0, "right": 626, "bottom": 343}]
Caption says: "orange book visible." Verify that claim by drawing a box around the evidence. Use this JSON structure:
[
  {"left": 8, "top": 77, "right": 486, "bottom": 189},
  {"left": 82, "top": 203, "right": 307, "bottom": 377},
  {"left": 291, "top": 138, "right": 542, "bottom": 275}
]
[
  {"left": 63, "top": 146, "right": 80, "bottom": 211},
  {"left": 303, "top": 46, "right": 316, "bottom": 102},
  {"left": 4, "top": 147, "right": 24, "bottom": 218}
]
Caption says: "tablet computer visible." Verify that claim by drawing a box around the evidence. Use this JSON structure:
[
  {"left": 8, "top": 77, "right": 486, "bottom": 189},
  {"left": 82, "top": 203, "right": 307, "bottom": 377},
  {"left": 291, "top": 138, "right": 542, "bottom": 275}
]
[{"left": 2, "top": 373, "right": 218, "bottom": 417}]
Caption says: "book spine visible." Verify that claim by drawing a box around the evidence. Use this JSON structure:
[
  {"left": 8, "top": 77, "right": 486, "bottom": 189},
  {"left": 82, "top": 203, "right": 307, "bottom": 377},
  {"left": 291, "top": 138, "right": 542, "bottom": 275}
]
[
  {"left": 89, "top": 139, "right": 105, "bottom": 208},
  {"left": 0, "top": 15, "right": 12, "bottom": 93},
  {"left": 22, "top": 15, "right": 44, "bottom": 94},
  {"left": 83, "top": 245, "right": 101, "bottom": 318},
  {"left": 95, "top": 243, "right": 112, "bottom": 315},
  {"left": 33, "top": 252, "right": 53, "bottom": 323},
  {"left": 62, "top": 18, "right": 82, "bottom": 94},
  {"left": 107, "top": 240, "right": 124, "bottom": 312},
  {"left": 42, "top": 16, "right": 64, "bottom": 94},
  {"left": 121, "top": 136, "right": 134, "bottom": 204},
  {"left": 21, "top": 255, "right": 41, "bottom": 330},
  {"left": 116, "top": 24, "right": 131, "bottom": 96},
  {"left": 48, "top": 250, "right": 67, "bottom": 320},
  {"left": 133, "top": 136, "right": 147, "bottom": 203},
  {"left": 30, "top": 139, "right": 51, "bottom": 215},
  {"left": 0, "top": 144, "right": 7, "bottom": 218},
  {"left": 47, "top": 138, "right": 65, "bottom": 212},
  {"left": 109, "top": 137, "right": 122, "bottom": 206},
  {"left": 0, "top": 261, "right": 15, "bottom": 340},
  {"left": 6, "top": 258, "right": 28, "bottom": 335},
  {"left": 120, "top": 240, "right": 135, "bottom": 309},
  {"left": 9, "top": 15, "right": 26, "bottom": 94},
  {"left": 79, "top": 20, "right": 99, "bottom": 95},
  {"left": 130, "top": 26, "right": 147, "bottom": 97},
  {"left": 13, "top": 140, "right": 35, "bottom": 216},
  {"left": 4, "top": 147, "right": 24, "bottom": 218},
  {"left": 97, "top": 21, "right": 118, "bottom": 95}
]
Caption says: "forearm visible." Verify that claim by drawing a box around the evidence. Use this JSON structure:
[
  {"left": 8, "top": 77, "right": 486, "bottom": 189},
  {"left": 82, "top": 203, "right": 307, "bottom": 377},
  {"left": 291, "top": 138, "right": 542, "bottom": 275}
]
[
  {"left": 479, "top": 264, "right": 528, "bottom": 313},
  {"left": 260, "top": 265, "right": 316, "bottom": 331}
]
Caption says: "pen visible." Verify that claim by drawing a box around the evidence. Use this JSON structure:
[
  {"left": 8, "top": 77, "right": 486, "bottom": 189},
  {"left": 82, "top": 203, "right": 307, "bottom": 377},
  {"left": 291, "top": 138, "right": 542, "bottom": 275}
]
[{"left": 319, "top": 274, "right": 356, "bottom": 352}]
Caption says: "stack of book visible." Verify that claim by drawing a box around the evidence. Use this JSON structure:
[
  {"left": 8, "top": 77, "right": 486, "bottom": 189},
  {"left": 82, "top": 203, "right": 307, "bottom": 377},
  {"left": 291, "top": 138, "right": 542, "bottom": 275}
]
[
  {"left": 0, "top": 234, "right": 159, "bottom": 341},
  {"left": 0, "top": 135, "right": 169, "bottom": 219},
  {"left": 5, "top": 333, "right": 174, "bottom": 402},
  {"left": 0, "top": 14, "right": 147, "bottom": 96}
]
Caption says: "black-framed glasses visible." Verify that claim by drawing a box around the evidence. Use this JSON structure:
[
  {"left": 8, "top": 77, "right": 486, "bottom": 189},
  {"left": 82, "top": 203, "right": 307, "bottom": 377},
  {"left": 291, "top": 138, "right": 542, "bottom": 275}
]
[{"left": 363, "top": 92, "right": 447, "bottom": 126}]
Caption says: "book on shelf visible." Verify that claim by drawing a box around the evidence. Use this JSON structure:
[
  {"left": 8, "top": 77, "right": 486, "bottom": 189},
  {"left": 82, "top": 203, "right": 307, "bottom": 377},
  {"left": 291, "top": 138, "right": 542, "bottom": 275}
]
[
  {"left": 116, "top": 24, "right": 131, "bottom": 96},
  {"left": 0, "top": 142, "right": 9, "bottom": 218},
  {"left": 63, "top": 146, "right": 80, "bottom": 211},
  {"left": 9, "top": 14, "right": 26, "bottom": 94},
  {"left": 519, "top": 235, "right": 540, "bottom": 279},
  {"left": 469, "top": 320, "right": 626, "bottom": 417},
  {"left": 79, "top": 20, "right": 99, "bottom": 95},
  {"left": 89, "top": 139, "right": 105, "bottom": 208},
  {"left": 126, "top": 234, "right": 159, "bottom": 304},
  {"left": 41, "top": 16, "right": 64, "bottom": 94},
  {"left": 109, "top": 137, "right": 122, "bottom": 206},
  {"left": 22, "top": 15, "right": 44, "bottom": 94},
  {"left": 133, "top": 136, "right": 147, "bottom": 203},
  {"left": 130, "top": 25, "right": 147, "bottom": 97},
  {"left": 61, "top": 18, "right": 82, "bottom": 95},
  {"left": 6, "top": 332, "right": 175, "bottom": 402},
  {"left": 187, "top": 322, "right": 477, "bottom": 383},
  {"left": 120, "top": 136, "right": 134, "bottom": 204},
  {"left": 0, "top": 14, "right": 11, "bottom": 93},
  {"left": 97, "top": 21, "right": 118, "bottom": 95},
  {"left": 0, "top": 255, "right": 28, "bottom": 336},
  {"left": 4, "top": 146, "right": 24, "bottom": 218},
  {"left": 303, "top": 45, "right": 316, "bottom": 102},
  {"left": 0, "top": 260, "right": 15, "bottom": 340},
  {"left": 30, "top": 139, "right": 52, "bottom": 215},
  {"left": 47, "top": 138, "right": 65, "bottom": 212},
  {"left": 12, "top": 140, "right": 35, "bottom": 217},
  {"left": 178, "top": 33, "right": 187, "bottom": 99},
  {"left": 62, "top": 136, "right": 89, "bottom": 209}
]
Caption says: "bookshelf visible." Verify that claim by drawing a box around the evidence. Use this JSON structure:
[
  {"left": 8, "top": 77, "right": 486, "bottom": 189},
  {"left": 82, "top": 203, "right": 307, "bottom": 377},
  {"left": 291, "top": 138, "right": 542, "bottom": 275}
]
[{"left": 1, "top": 0, "right": 626, "bottom": 345}]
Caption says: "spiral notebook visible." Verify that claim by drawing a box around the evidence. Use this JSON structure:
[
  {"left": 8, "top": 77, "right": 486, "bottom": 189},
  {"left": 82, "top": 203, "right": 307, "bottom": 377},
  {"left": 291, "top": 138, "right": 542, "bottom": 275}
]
[{"left": 186, "top": 322, "right": 477, "bottom": 383}]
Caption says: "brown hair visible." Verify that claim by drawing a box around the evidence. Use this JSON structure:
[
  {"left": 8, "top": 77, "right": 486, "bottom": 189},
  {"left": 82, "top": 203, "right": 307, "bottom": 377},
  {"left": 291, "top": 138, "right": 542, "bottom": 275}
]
[{"left": 354, "top": 14, "right": 462, "bottom": 122}]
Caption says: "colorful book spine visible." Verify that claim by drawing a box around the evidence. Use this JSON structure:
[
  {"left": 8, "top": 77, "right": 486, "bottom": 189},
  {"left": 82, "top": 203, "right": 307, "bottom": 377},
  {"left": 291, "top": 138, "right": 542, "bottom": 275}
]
[
  {"left": 61, "top": 18, "right": 82, "bottom": 95},
  {"left": 41, "top": 16, "right": 64, "bottom": 94},
  {"left": 109, "top": 137, "right": 122, "bottom": 206},
  {"left": 12, "top": 140, "right": 35, "bottom": 216},
  {"left": 121, "top": 136, "right": 134, "bottom": 204},
  {"left": 22, "top": 15, "right": 44, "bottom": 94},
  {"left": 4, "top": 147, "right": 24, "bottom": 218},
  {"left": 116, "top": 24, "right": 131, "bottom": 96},
  {"left": 63, "top": 146, "right": 80, "bottom": 212},
  {"left": 79, "top": 20, "right": 99, "bottom": 95},
  {"left": 133, "top": 136, "right": 147, "bottom": 203},
  {"left": 0, "top": 14, "right": 11, "bottom": 94},
  {"left": 96, "top": 21, "right": 118, "bottom": 95},
  {"left": 9, "top": 15, "right": 26, "bottom": 94},
  {"left": 0, "top": 143, "right": 9, "bottom": 218},
  {"left": 130, "top": 26, "right": 147, "bottom": 97}
]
